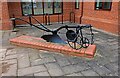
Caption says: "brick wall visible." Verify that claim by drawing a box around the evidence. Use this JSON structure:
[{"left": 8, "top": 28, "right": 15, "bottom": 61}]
[
  {"left": 1, "top": 1, "right": 119, "bottom": 35},
  {"left": 118, "top": 1, "right": 120, "bottom": 35},
  {"left": 73, "top": 2, "right": 119, "bottom": 35},
  {"left": 82, "top": 2, "right": 119, "bottom": 34},
  {"left": 0, "top": 1, "right": 12, "bottom": 30},
  {"left": 0, "top": 1, "right": 2, "bottom": 28},
  {"left": 7, "top": 2, "right": 73, "bottom": 25}
]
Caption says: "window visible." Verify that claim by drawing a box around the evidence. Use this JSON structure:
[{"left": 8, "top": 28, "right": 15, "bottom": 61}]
[
  {"left": 95, "top": 0, "right": 112, "bottom": 10},
  {"left": 21, "top": 1, "right": 32, "bottom": 15},
  {"left": 33, "top": 1, "right": 43, "bottom": 15},
  {"left": 44, "top": 0, "right": 53, "bottom": 14},
  {"left": 75, "top": 0, "right": 79, "bottom": 9},
  {"left": 21, "top": 0, "right": 63, "bottom": 15},
  {"left": 54, "top": 0, "right": 62, "bottom": 13}
]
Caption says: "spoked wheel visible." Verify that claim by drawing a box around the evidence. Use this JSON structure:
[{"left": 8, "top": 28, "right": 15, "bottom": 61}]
[
  {"left": 67, "top": 38, "right": 82, "bottom": 50},
  {"left": 66, "top": 30, "right": 82, "bottom": 50},
  {"left": 80, "top": 37, "right": 90, "bottom": 48}
]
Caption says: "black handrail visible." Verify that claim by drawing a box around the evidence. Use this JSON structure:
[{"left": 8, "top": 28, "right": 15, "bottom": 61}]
[
  {"left": 58, "top": 14, "right": 60, "bottom": 23},
  {"left": 10, "top": 15, "right": 52, "bottom": 32},
  {"left": 12, "top": 14, "right": 16, "bottom": 29},
  {"left": 44, "top": 13, "right": 51, "bottom": 25},
  {"left": 62, "top": 13, "right": 63, "bottom": 24},
  {"left": 58, "top": 13, "right": 63, "bottom": 24}
]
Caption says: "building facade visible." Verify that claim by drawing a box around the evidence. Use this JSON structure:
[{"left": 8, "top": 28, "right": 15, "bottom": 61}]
[{"left": 0, "top": 0, "right": 119, "bottom": 35}]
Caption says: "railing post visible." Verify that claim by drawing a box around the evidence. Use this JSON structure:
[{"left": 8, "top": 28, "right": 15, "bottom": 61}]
[
  {"left": 43, "top": 13, "right": 44, "bottom": 24},
  {"left": 45, "top": 13, "right": 47, "bottom": 25},
  {"left": 62, "top": 14, "right": 63, "bottom": 24},
  {"left": 12, "top": 14, "right": 16, "bottom": 29},
  {"left": 29, "top": 15, "right": 32, "bottom": 26},
  {"left": 74, "top": 13, "right": 75, "bottom": 23},
  {"left": 48, "top": 14, "right": 51, "bottom": 25},
  {"left": 58, "top": 14, "right": 60, "bottom": 23}
]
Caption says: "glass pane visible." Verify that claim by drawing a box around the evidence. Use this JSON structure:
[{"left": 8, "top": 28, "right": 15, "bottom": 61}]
[
  {"left": 33, "top": 0, "right": 43, "bottom": 15},
  {"left": 21, "top": 2, "right": 32, "bottom": 15},
  {"left": 44, "top": 0, "right": 53, "bottom": 14},
  {"left": 54, "top": 0, "right": 62, "bottom": 13},
  {"left": 75, "top": 0, "right": 79, "bottom": 9},
  {"left": 21, "top": 0, "right": 31, "bottom": 2},
  {"left": 103, "top": 2, "right": 111, "bottom": 9},
  {"left": 95, "top": 0, "right": 102, "bottom": 9}
]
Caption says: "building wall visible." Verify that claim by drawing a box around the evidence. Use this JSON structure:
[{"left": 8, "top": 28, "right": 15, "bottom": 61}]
[
  {"left": 1, "top": 1, "right": 119, "bottom": 35},
  {"left": 81, "top": 2, "right": 118, "bottom": 34},
  {"left": 0, "top": 1, "right": 12, "bottom": 30},
  {"left": 0, "top": 2, "right": 2, "bottom": 28},
  {"left": 118, "top": 1, "right": 120, "bottom": 35},
  {"left": 8, "top": 2, "right": 73, "bottom": 25},
  {"left": 72, "top": 2, "right": 82, "bottom": 23}
]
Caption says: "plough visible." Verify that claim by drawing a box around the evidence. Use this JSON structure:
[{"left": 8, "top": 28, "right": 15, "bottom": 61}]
[{"left": 11, "top": 14, "right": 94, "bottom": 50}]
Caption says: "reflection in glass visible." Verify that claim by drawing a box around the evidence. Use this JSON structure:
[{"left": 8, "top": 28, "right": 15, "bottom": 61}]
[
  {"left": 22, "top": 2, "right": 32, "bottom": 15},
  {"left": 75, "top": 0, "right": 79, "bottom": 9},
  {"left": 44, "top": 0, "right": 53, "bottom": 14},
  {"left": 54, "top": 0, "right": 62, "bottom": 13},
  {"left": 103, "top": 2, "right": 111, "bottom": 9},
  {"left": 33, "top": 1, "right": 43, "bottom": 15}
]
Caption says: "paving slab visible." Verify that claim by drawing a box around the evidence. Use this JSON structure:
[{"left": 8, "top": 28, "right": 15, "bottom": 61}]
[
  {"left": 91, "top": 65, "right": 112, "bottom": 76},
  {"left": 81, "top": 69, "right": 99, "bottom": 76},
  {"left": 34, "top": 71, "right": 50, "bottom": 76},
  {"left": 48, "top": 67, "right": 64, "bottom": 76},
  {"left": 5, "top": 54, "right": 17, "bottom": 60},
  {"left": 2, "top": 63, "right": 17, "bottom": 76},
  {"left": 39, "top": 50, "right": 54, "bottom": 58},
  {"left": 66, "top": 72, "right": 83, "bottom": 76},
  {"left": 31, "top": 56, "right": 56, "bottom": 66},
  {"left": 104, "top": 62, "right": 118, "bottom": 74},
  {"left": 6, "top": 49, "right": 17, "bottom": 56},
  {"left": 45, "top": 62, "right": 61, "bottom": 70},
  {"left": 29, "top": 51, "right": 40, "bottom": 62},
  {"left": 18, "top": 53, "right": 30, "bottom": 69},
  {"left": 55, "top": 56, "right": 71, "bottom": 67},
  {"left": 18, "top": 65, "right": 47, "bottom": 76},
  {"left": 62, "top": 63, "right": 89, "bottom": 75}
]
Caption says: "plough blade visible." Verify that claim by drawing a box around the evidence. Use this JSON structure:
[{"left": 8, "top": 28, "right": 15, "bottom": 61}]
[{"left": 41, "top": 34, "right": 66, "bottom": 44}]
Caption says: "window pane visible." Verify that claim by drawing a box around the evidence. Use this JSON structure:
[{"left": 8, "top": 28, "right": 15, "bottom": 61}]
[
  {"left": 21, "top": 2, "right": 32, "bottom": 15},
  {"left": 33, "top": 0, "right": 43, "bottom": 15},
  {"left": 95, "top": 0, "right": 102, "bottom": 9},
  {"left": 44, "top": 0, "right": 53, "bottom": 14},
  {"left": 103, "top": 2, "right": 111, "bottom": 9},
  {"left": 54, "top": 0, "right": 62, "bottom": 13},
  {"left": 75, "top": 0, "right": 79, "bottom": 9}
]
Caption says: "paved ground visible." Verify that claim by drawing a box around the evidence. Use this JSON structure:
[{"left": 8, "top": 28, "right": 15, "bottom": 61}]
[{"left": 0, "top": 22, "right": 119, "bottom": 77}]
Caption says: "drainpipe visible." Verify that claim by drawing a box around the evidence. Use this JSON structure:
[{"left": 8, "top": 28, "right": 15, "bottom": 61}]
[{"left": 80, "top": 0, "right": 84, "bottom": 24}]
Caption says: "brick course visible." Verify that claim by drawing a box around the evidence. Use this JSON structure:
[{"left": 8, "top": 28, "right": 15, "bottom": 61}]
[{"left": 10, "top": 35, "right": 96, "bottom": 58}]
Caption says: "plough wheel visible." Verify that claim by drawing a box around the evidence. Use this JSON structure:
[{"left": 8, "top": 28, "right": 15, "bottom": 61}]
[
  {"left": 81, "top": 37, "right": 90, "bottom": 48},
  {"left": 67, "top": 35, "right": 82, "bottom": 50}
]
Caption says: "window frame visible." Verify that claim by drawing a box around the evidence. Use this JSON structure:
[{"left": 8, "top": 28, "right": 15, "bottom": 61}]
[
  {"left": 75, "top": 0, "right": 79, "bottom": 9},
  {"left": 95, "top": 0, "right": 112, "bottom": 11},
  {"left": 21, "top": 1, "right": 63, "bottom": 16}
]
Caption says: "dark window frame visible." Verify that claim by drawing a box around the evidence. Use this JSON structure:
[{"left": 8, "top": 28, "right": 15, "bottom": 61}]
[
  {"left": 21, "top": 0, "right": 63, "bottom": 16},
  {"left": 75, "top": 0, "right": 79, "bottom": 9},
  {"left": 95, "top": 0, "right": 112, "bottom": 11}
]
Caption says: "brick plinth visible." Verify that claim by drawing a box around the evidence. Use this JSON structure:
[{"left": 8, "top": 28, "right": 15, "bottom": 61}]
[{"left": 9, "top": 35, "right": 96, "bottom": 58}]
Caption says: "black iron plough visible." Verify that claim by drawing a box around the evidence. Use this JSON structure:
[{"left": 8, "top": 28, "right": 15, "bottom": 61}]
[{"left": 11, "top": 14, "right": 94, "bottom": 50}]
